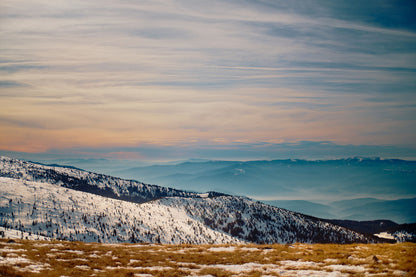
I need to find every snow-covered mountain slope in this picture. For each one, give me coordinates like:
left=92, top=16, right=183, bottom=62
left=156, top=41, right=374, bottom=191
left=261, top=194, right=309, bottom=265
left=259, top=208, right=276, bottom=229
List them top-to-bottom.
left=0, top=156, right=382, bottom=244
left=0, top=156, right=204, bottom=204
left=0, top=177, right=241, bottom=244
left=155, top=197, right=376, bottom=244
left=374, top=223, right=416, bottom=243
left=0, top=226, right=51, bottom=241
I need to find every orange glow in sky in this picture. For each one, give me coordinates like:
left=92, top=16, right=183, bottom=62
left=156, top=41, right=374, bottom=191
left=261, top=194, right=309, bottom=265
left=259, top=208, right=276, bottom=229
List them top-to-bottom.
left=1, top=0, right=415, bottom=158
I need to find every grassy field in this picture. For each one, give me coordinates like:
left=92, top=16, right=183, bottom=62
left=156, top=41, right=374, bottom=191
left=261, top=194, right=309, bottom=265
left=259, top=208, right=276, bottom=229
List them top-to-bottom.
left=0, top=238, right=415, bottom=276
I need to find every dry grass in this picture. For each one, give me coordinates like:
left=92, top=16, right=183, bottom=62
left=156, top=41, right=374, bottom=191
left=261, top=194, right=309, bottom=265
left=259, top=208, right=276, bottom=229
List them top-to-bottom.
left=0, top=239, right=415, bottom=276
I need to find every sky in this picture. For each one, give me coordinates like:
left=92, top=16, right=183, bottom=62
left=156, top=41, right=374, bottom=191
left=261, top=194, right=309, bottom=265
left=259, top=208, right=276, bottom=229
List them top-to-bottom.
left=1, top=0, right=416, bottom=161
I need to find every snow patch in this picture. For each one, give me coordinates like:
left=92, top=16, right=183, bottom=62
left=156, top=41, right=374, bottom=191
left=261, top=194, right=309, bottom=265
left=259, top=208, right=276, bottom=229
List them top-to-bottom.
left=0, top=227, right=50, bottom=241
left=374, top=232, right=395, bottom=240
left=208, top=246, right=237, bottom=252
left=0, top=256, right=50, bottom=273
left=280, top=260, right=322, bottom=268
left=325, top=264, right=366, bottom=272
left=74, top=265, right=90, bottom=270
left=392, top=270, right=407, bottom=276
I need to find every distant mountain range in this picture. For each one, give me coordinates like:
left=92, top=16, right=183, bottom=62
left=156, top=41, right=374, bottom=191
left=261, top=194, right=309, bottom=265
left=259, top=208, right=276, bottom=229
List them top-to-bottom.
left=0, top=156, right=389, bottom=244
left=109, top=158, right=416, bottom=223
left=262, top=197, right=416, bottom=224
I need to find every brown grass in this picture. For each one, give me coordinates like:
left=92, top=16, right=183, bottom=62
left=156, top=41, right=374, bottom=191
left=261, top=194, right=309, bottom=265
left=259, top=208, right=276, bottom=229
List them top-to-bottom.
left=0, top=239, right=415, bottom=276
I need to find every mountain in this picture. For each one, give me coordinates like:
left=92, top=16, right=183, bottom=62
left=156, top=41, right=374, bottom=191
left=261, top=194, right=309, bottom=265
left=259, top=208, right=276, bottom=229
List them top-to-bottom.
left=0, top=156, right=382, bottom=244
left=0, top=156, right=202, bottom=204
left=28, top=158, right=211, bottom=176
left=29, top=158, right=149, bottom=176
left=112, top=158, right=416, bottom=223
left=114, top=158, right=416, bottom=203
left=0, top=177, right=239, bottom=244
left=263, top=197, right=416, bottom=224
left=330, top=198, right=385, bottom=210
left=337, top=198, right=416, bottom=224
left=261, top=200, right=335, bottom=219
left=322, top=219, right=416, bottom=243
left=324, top=219, right=399, bottom=234
left=374, top=223, right=416, bottom=242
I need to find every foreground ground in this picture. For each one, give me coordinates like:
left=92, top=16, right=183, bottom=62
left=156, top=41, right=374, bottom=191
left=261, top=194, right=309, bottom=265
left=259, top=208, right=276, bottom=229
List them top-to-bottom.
left=0, top=239, right=415, bottom=277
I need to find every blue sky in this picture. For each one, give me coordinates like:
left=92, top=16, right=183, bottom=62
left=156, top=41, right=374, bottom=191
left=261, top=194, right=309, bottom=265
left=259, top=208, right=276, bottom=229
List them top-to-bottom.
left=1, top=0, right=415, bottom=161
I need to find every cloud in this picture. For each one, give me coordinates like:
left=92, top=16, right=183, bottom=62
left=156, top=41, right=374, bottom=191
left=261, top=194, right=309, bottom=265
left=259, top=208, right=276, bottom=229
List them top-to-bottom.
left=0, top=0, right=415, bottom=153
left=0, top=80, right=28, bottom=87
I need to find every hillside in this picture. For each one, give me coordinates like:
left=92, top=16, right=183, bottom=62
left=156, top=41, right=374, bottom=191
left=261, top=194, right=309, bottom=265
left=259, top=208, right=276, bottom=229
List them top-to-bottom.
left=0, top=156, right=384, bottom=244
left=0, top=156, right=201, bottom=204
left=114, top=158, right=416, bottom=202
left=0, top=177, right=239, bottom=244
left=157, top=197, right=376, bottom=244
left=324, top=220, right=399, bottom=235
left=374, top=223, right=416, bottom=243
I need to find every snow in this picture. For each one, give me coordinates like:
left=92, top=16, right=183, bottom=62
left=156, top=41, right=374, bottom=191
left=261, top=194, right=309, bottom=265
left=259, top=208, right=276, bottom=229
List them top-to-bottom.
left=0, top=150, right=412, bottom=276
left=0, top=156, right=378, bottom=245
left=0, top=156, right=199, bottom=203
left=0, top=177, right=241, bottom=244
left=157, top=195, right=373, bottom=244
left=0, top=226, right=51, bottom=241
left=374, top=231, right=415, bottom=242
left=392, top=231, right=415, bottom=242
left=374, top=232, right=395, bottom=240
left=207, top=246, right=237, bottom=252
left=240, top=246, right=261, bottom=251
left=0, top=247, right=26, bottom=253
left=64, top=250, right=84, bottom=255
left=0, top=255, right=51, bottom=273
left=0, top=256, right=32, bottom=264
left=324, top=258, right=339, bottom=263
left=128, top=259, right=140, bottom=264
left=280, top=260, right=322, bottom=268
left=196, top=262, right=351, bottom=276
left=201, top=262, right=268, bottom=273
left=17, top=263, right=51, bottom=273
left=325, top=264, right=366, bottom=272
left=74, top=265, right=90, bottom=270
left=106, top=265, right=175, bottom=271
left=137, top=266, right=174, bottom=271
left=279, top=270, right=346, bottom=276
left=392, top=270, right=407, bottom=276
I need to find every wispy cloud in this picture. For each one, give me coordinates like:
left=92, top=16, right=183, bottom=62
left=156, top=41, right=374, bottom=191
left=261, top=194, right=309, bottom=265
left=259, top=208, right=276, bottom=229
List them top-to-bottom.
left=1, top=0, right=415, bottom=155
left=0, top=80, right=28, bottom=87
